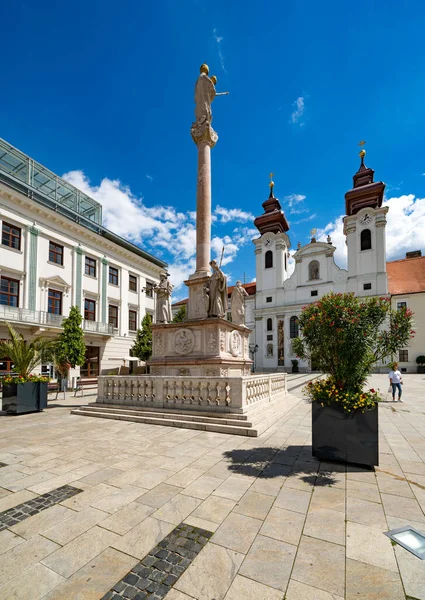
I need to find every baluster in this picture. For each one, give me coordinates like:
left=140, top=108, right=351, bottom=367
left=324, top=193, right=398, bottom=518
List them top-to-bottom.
left=151, top=379, right=155, bottom=401
left=189, top=379, right=194, bottom=404
left=165, top=380, right=170, bottom=403
left=173, top=380, right=178, bottom=402
left=206, top=381, right=211, bottom=405
left=215, top=381, right=221, bottom=406
left=225, top=382, right=231, bottom=406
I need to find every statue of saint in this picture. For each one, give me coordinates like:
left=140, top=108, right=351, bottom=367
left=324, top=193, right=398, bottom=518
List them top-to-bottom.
left=194, top=64, right=216, bottom=124
left=207, top=260, right=228, bottom=318
left=309, top=260, right=320, bottom=281
left=155, top=273, right=173, bottom=323
left=231, top=281, right=249, bottom=325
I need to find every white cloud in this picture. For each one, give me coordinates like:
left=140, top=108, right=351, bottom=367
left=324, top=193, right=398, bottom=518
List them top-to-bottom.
left=213, top=28, right=227, bottom=74
left=290, top=96, right=305, bottom=125
left=62, top=170, right=255, bottom=294
left=146, top=174, right=153, bottom=182
left=285, top=193, right=306, bottom=208
left=316, top=194, right=425, bottom=268
left=214, top=205, right=254, bottom=223
left=292, top=213, right=316, bottom=225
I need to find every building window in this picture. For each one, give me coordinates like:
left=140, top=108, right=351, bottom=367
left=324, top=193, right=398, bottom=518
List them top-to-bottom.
left=2, top=222, right=21, bottom=250
left=360, top=229, right=372, bottom=251
left=49, top=241, right=64, bottom=265
left=265, top=250, right=273, bottom=269
left=85, top=256, right=97, bottom=277
left=309, top=260, right=320, bottom=280
left=109, top=266, right=119, bottom=285
left=129, top=274, right=137, bottom=292
left=0, top=276, right=19, bottom=307
left=145, top=281, right=154, bottom=298
left=363, top=283, right=372, bottom=290
left=48, top=289, right=62, bottom=315
left=311, top=290, right=318, bottom=297
left=266, top=296, right=272, bottom=303
left=84, top=299, right=96, bottom=321
left=397, top=301, right=407, bottom=311
left=108, top=305, right=119, bottom=328
left=129, top=310, right=137, bottom=331
left=290, top=316, right=299, bottom=338
left=267, top=318, right=273, bottom=331
left=267, top=334, right=273, bottom=341
left=399, top=349, right=409, bottom=362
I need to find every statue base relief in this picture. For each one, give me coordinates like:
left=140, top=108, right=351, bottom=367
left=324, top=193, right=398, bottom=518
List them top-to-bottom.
left=148, top=318, right=252, bottom=377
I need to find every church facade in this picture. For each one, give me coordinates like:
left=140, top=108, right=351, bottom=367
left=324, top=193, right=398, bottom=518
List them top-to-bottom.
left=252, top=153, right=407, bottom=373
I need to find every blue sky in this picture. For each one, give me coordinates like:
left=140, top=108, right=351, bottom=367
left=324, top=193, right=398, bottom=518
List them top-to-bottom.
left=2, top=0, right=425, bottom=298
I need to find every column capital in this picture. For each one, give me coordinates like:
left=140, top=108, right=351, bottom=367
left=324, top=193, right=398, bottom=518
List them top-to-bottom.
left=191, top=121, right=218, bottom=147
left=75, top=245, right=84, bottom=255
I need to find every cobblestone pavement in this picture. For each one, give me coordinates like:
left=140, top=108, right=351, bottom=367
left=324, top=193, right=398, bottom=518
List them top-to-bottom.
left=0, top=373, right=424, bottom=599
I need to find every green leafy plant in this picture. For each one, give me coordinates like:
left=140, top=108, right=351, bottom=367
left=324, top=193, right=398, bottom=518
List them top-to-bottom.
left=292, top=292, right=415, bottom=411
left=172, top=305, right=186, bottom=322
left=55, top=306, right=86, bottom=368
left=131, top=313, right=153, bottom=361
left=0, top=322, right=56, bottom=380
left=416, top=355, right=425, bottom=366
left=4, top=374, right=50, bottom=384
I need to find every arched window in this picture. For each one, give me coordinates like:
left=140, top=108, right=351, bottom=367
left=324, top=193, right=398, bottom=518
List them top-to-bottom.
left=361, top=229, right=371, bottom=251
left=265, top=250, right=273, bottom=269
left=284, top=253, right=287, bottom=271
left=309, top=260, right=320, bottom=280
left=290, top=316, right=299, bottom=338
left=267, top=318, right=273, bottom=331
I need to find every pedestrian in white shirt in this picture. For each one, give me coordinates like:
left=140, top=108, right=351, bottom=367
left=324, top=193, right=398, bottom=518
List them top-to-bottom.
left=389, top=362, right=403, bottom=402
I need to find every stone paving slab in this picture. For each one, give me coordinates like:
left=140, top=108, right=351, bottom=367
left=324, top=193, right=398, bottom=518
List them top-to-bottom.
left=0, top=373, right=424, bottom=598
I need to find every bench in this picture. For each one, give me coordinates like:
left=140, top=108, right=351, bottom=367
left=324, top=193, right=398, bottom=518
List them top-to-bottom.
left=74, top=378, right=98, bottom=397
left=48, top=382, right=66, bottom=401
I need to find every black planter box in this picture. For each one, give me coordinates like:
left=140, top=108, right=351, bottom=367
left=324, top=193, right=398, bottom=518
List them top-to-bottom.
left=2, top=382, right=48, bottom=415
left=312, top=402, right=379, bottom=467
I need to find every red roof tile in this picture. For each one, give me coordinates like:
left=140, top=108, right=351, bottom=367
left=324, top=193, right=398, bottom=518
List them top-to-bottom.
left=387, top=256, right=425, bottom=295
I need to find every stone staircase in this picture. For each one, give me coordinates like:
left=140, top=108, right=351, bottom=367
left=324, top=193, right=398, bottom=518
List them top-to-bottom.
left=70, top=396, right=294, bottom=437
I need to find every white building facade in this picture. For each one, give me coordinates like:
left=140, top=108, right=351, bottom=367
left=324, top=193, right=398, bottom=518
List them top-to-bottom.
left=0, top=138, right=166, bottom=377
left=253, top=155, right=391, bottom=373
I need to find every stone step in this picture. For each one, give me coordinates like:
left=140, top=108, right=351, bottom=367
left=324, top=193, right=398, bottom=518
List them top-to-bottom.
left=88, top=402, right=250, bottom=420
left=76, top=405, right=253, bottom=427
left=70, top=408, right=257, bottom=436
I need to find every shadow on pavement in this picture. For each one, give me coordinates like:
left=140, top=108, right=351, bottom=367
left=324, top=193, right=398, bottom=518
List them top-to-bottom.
left=222, top=445, right=372, bottom=487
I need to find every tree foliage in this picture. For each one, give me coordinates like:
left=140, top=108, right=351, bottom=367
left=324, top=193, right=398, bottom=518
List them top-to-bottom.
left=293, top=292, right=415, bottom=392
left=55, top=306, right=86, bottom=369
left=172, top=306, right=186, bottom=322
left=131, top=313, right=153, bottom=361
left=0, top=322, right=56, bottom=379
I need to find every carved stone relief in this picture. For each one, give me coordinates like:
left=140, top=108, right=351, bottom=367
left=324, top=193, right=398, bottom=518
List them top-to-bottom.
left=174, top=328, right=195, bottom=355
left=207, top=330, right=217, bottom=352
left=229, top=330, right=241, bottom=357
left=219, top=331, right=226, bottom=352
left=156, top=333, right=164, bottom=355
left=179, top=368, right=191, bottom=376
left=205, top=368, right=218, bottom=376
left=220, top=368, right=229, bottom=377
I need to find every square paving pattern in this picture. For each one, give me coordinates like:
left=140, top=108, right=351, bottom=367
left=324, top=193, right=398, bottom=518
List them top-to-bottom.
left=0, top=373, right=425, bottom=599
left=0, top=485, right=82, bottom=531
left=102, top=522, right=212, bottom=600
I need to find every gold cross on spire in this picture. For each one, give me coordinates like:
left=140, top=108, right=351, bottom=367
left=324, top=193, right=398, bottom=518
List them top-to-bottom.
left=358, top=140, right=366, bottom=159
left=269, top=172, right=274, bottom=189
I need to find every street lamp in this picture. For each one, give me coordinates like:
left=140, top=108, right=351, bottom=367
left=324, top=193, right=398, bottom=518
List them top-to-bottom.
left=249, top=343, right=259, bottom=372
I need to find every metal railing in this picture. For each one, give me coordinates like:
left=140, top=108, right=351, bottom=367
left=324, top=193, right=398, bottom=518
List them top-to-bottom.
left=0, top=305, right=114, bottom=335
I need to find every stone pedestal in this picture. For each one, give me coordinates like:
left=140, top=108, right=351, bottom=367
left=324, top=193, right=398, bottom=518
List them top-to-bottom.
left=149, top=318, right=252, bottom=377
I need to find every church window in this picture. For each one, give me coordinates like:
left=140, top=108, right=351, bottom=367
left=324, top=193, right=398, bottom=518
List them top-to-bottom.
left=360, top=229, right=372, bottom=251
left=265, top=250, right=273, bottom=269
left=285, top=254, right=287, bottom=270
left=309, top=260, right=320, bottom=280
left=363, top=283, right=372, bottom=290
left=311, top=290, right=318, bottom=297
left=266, top=296, right=272, bottom=303
left=397, top=301, right=407, bottom=311
left=290, top=316, right=299, bottom=338
left=267, top=318, right=273, bottom=331
left=267, top=334, right=273, bottom=341
left=399, top=349, right=408, bottom=362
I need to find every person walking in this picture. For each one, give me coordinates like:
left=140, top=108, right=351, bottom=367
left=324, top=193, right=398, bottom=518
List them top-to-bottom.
left=389, top=362, right=403, bottom=402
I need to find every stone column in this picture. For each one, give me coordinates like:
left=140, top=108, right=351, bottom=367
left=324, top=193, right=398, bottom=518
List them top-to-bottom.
left=191, top=121, right=218, bottom=277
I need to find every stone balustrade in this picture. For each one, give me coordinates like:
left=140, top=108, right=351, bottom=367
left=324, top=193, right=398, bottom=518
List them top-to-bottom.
left=97, top=373, right=287, bottom=414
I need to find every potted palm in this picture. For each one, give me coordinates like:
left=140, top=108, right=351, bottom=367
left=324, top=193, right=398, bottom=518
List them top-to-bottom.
left=293, top=293, right=414, bottom=467
left=0, top=323, right=55, bottom=414
left=416, top=355, right=425, bottom=374
left=291, top=359, right=299, bottom=373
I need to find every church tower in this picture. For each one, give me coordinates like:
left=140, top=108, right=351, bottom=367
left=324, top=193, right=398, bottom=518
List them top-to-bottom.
left=343, top=144, right=388, bottom=296
left=253, top=177, right=291, bottom=298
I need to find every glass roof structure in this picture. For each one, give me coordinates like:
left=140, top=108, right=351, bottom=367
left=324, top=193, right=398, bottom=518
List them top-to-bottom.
left=0, top=137, right=167, bottom=269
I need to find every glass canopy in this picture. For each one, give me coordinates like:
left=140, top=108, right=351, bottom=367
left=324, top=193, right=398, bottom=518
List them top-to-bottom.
left=0, top=137, right=102, bottom=226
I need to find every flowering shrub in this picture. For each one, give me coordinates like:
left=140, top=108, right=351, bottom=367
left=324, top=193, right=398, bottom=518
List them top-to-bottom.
left=292, top=292, right=415, bottom=412
left=3, top=374, right=50, bottom=384
left=304, top=378, right=381, bottom=413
